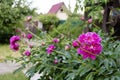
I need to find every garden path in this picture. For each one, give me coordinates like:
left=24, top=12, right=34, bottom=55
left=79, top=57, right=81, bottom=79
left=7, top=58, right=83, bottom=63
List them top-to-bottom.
left=0, top=61, right=19, bottom=74
left=0, top=61, right=40, bottom=80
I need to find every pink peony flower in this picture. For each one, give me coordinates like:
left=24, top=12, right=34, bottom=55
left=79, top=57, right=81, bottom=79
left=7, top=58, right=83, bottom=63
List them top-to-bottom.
left=26, top=16, right=32, bottom=22
left=87, top=18, right=92, bottom=24
left=74, top=32, right=102, bottom=60
left=78, top=32, right=102, bottom=44
left=26, top=34, right=33, bottom=40
left=10, top=35, right=20, bottom=51
left=10, top=36, right=20, bottom=44
left=52, top=38, right=60, bottom=43
left=72, top=40, right=80, bottom=48
left=77, top=42, right=102, bottom=60
left=10, top=43, right=19, bottom=51
left=47, top=44, right=56, bottom=54
left=65, top=45, right=70, bottom=50
left=24, top=50, right=31, bottom=56
left=54, top=59, right=58, bottom=64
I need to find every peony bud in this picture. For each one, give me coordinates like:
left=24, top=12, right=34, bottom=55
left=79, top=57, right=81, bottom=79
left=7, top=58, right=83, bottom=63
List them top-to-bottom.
left=26, top=16, right=32, bottom=22
left=87, top=18, right=92, bottom=24
left=21, top=32, right=26, bottom=38
left=26, top=34, right=33, bottom=40
left=52, top=38, right=60, bottom=43
left=72, top=40, right=80, bottom=48
left=41, top=42, right=45, bottom=46
left=29, top=44, right=34, bottom=48
left=47, top=44, right=56, bottom=54
left=65, top=45, right=70, bottom=50
left=24, top=50, right=31, bottom=56
left=54, top=59, right=58, bottom=64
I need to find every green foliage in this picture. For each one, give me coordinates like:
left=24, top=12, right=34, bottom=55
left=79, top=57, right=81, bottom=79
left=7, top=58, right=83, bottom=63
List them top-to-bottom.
left=0, top=0, right=35, bottom=43
left=76, top=0, right=108, bottom=22
left=83, top=0, right=109, bottom=5
left=86, top=6, right=103, bottom=22
left=39, top=14, right=59, bottom=31
left=39, top=14, right=59, bottom=25
left=50, top=14, right=85, bottom=38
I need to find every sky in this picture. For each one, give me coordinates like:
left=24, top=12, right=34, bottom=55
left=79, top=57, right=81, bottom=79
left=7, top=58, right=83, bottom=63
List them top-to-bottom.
left=29, top=0, right=77, bottom=14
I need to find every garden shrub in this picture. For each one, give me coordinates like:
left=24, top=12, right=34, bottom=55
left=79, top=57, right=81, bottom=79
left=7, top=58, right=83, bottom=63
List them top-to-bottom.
left=39, top=14, right=59, bottom=32
left=49, top=14, right=85, bottom=38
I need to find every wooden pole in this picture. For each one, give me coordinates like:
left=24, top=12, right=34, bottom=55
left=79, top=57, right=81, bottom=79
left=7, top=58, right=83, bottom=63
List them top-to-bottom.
left=102, top=4, right=111, bottom=33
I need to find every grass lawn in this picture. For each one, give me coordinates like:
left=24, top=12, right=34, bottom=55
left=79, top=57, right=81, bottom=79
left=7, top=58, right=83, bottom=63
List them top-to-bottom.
left=0, top=44, right=21, bottom=61
left=0, top=72, right=28, bottom=80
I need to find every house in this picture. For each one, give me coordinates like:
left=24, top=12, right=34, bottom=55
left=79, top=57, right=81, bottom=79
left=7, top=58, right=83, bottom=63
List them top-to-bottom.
left=48, top=2, right=71, bottom=20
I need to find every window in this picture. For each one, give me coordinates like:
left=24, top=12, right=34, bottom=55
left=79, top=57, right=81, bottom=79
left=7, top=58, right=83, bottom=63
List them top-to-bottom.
left=60, top=8, right=63, bottom=12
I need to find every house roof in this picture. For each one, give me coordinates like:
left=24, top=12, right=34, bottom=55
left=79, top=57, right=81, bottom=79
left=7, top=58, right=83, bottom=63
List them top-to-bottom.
left=48, top=2, right=64, bottom=14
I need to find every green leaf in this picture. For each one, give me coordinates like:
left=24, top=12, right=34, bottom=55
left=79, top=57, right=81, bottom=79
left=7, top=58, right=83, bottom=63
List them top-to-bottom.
left=103, top=0, right=108, bottom=4
left=65, top=51, right=71, bottom=59
left=104, top=59, right=109, bottom=70
left=109, top=59, right=117, bottom=68
left=78, top=65, right=92, bottom=77
left=13, top=66, right=25, bottom=74
left=26, top=66, right=36, bottom=77
left=98, top=66, right=106, bottom=75
left=85, top=72, right=94, bottom=80
left=113, top=72, right=120, bottom=77
left=65, top=73, right=75, bottom=80
left=111, top=76, right=116, bottom=80
left=114, top=76, right=120, bottom=80
left=104, top=77, right=110, bottom=80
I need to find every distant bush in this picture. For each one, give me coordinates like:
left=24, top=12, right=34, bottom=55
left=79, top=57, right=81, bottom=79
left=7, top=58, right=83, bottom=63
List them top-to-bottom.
left=39, top=14, right=59, bottom=32
left=49, top=15, right=85, bottom=38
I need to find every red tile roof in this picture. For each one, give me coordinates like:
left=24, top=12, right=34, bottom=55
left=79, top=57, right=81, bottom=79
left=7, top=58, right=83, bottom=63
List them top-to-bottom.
left=48, top=2, right=64, bottom=14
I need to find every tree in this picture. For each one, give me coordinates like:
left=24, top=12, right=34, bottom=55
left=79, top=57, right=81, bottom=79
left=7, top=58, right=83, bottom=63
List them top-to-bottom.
left=0, top=0, right=35, bottom=43
left=76, top=0, right=120, bottom=35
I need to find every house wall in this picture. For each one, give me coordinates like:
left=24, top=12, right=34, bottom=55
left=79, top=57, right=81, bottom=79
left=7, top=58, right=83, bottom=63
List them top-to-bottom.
left=56, top=7, right=68, bottom=20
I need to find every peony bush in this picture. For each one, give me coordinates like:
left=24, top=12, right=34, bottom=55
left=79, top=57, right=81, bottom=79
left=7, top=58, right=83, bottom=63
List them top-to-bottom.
left=9, top=19, right=120, bottom=80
